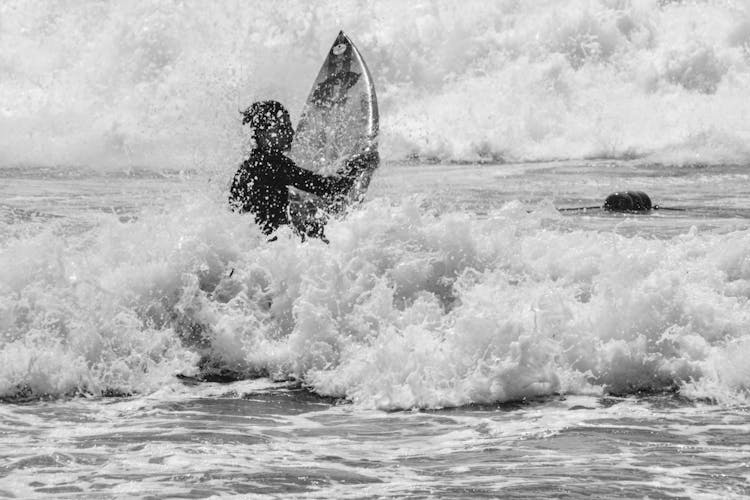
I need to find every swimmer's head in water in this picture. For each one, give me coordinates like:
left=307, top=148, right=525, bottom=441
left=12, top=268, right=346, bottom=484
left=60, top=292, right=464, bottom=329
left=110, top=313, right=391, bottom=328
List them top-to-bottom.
left=242, top=100, right=294, bottom=152
left=603, top=191, right=653, bottom=212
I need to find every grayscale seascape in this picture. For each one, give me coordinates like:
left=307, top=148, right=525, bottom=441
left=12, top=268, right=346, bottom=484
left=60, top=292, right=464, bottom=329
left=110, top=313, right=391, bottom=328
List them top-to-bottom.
left=1, top=1, right=750, bottom=498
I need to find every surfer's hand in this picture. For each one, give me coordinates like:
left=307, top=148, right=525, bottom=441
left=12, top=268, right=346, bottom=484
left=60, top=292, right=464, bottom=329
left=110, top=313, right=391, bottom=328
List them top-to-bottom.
left=342, top=149, right=378, bottom=178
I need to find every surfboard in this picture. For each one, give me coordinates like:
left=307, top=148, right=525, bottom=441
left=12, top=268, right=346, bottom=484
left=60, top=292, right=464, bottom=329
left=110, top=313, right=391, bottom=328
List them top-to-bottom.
left=287, top=31, right=379, bottom=236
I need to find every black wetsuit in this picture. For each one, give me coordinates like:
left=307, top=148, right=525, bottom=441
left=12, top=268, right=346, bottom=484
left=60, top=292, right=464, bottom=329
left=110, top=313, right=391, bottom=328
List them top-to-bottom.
left=229, top=148, right=356, bottom=235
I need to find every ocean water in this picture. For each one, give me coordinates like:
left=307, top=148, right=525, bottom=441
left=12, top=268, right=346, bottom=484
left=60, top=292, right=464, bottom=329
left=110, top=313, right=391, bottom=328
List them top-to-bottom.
left=2, top=0, right=750, bottom=498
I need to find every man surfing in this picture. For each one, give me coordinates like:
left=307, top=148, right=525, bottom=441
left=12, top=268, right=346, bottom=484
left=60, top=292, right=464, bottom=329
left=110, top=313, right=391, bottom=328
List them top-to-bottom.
left=229, top=100, right=370, bottom=240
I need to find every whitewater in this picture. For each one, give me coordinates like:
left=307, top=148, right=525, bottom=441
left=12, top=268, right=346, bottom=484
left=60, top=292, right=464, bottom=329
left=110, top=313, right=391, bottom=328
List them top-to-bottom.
left=1, top=0, right=749, bottom=498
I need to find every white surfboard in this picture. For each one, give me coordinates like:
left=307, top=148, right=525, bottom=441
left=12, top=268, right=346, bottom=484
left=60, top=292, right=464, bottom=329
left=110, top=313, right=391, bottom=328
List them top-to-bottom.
left=288, top=31, right=379, bottom=236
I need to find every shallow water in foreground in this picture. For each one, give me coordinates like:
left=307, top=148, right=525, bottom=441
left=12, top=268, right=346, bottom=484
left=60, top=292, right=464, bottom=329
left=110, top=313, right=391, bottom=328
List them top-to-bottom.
left=1, top=161, right=750, bottom=498
left=1, top=383, right=748, bottom=499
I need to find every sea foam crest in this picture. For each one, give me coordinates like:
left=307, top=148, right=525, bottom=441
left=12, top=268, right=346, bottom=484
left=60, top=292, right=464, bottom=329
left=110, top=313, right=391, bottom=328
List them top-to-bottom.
left=1, top=0, right=750, bottom=170
left=2, top=195, right=749, bottom=408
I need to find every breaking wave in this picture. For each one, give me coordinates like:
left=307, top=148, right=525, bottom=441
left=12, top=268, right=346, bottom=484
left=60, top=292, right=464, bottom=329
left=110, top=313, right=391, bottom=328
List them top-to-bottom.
left=1, top=0, right=750, bottom=170
left=2, top=194, right=750, bottom=408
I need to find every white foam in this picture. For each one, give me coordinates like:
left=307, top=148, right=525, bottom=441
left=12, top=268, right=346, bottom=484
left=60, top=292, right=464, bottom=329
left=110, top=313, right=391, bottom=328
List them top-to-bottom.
left=1, top=1, right=749, bottom=169
left=6, top=191, right=749, bottom=407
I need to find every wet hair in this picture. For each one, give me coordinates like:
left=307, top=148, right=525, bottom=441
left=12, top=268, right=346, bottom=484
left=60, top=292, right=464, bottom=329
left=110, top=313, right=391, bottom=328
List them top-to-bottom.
left=241, top=100, right=291, bottom=131
left=603, top=190, right=652, bottom=212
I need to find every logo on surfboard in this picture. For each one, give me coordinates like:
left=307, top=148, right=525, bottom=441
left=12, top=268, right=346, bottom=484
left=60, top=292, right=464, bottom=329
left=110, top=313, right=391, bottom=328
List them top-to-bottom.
left=332, top=43, right=348, bottom=56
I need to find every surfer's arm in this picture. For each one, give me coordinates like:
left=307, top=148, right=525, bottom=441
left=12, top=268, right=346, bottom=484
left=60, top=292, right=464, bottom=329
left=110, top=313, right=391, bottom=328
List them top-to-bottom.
left=283, top=149, right=377, bottom=198
left=322, top=149, right=379, bottom=199
left=283, top=157, right=344, bottom=197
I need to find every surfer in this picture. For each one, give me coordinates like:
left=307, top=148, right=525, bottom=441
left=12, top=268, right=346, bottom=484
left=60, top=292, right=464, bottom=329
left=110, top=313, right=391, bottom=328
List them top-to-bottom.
left=229, top=100, right=368, bottom=238
left=559, top=190, right=665, bottom=213
left=603, top=191, right=652, bottom=212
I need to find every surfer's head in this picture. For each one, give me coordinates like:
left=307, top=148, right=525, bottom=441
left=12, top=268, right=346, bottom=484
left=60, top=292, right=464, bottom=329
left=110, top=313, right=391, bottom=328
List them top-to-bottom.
left=242, top=100, right=294, bottom=152
left=603, top=191, right=653, bottom=212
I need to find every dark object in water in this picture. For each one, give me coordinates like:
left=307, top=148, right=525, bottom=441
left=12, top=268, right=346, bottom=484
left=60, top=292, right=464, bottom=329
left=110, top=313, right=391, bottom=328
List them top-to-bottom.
left=558, top=190, right=687, bottom=213
left=603, top=191, right=652, bottom=212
